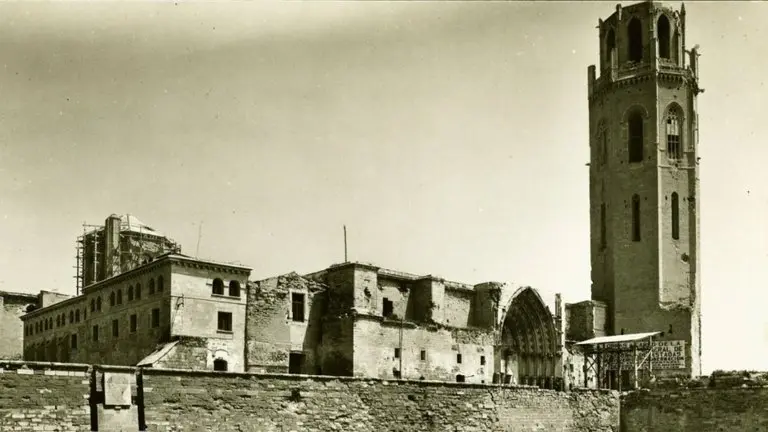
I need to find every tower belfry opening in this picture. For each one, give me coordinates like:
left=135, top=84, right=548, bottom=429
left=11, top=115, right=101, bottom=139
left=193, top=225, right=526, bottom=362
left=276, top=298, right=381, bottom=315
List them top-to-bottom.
left=586, top=1, right=703, bottom=381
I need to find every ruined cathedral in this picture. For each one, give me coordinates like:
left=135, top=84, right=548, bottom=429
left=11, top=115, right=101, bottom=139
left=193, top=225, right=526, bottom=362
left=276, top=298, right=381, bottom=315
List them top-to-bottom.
left=11, top=1, right=702, bottom=390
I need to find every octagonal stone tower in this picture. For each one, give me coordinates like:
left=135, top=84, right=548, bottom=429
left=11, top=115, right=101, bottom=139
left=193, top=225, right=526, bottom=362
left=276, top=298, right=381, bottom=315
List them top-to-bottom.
left=587, top=1, right=702, bottom=378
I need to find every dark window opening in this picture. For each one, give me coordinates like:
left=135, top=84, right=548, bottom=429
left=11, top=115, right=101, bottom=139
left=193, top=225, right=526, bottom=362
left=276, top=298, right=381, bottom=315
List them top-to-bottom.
left=658, top=15, right=671, bottom=59
left=628, top=18, right=643, bottom=62
left=606, top=28, right=616, bottom=66
left=628, top=112, right=644, bottom=163
left=666, top=112, right=681, bottom=159
left=600, top=129, right=608, bottom=166
left=671, top=192, right=680, bottom=240
left=631, top=194, right=641, bottom=242
left=600, top=203, right=607, bottom=250
left=157, top=275, right=164, bottom=292
left=212, top=278, right=225, bottom=295
left=149, top=279, right=155, bottom=295
left=229, top=280, right=241, bottom=297
left=135, top=284, right=142, bottom=300
left=128, top=285, right=134, bottom=301
left=116, top=289, right=122, bottom=305
left=110, top=292, right=115, bottom=307
left=291, top=293, right=305, bottom=322
left=96, top=297, right=102, bottom=311
left=382, top=298, right=393, bottom=318
left=90, top=299, right=95, bottom=312
left=151, top=308, right=160, bottom=328
left=75, top=310, right=80, bottom=323
left=69, top=311, right=74, bottom=323
left=217, top=311, right=233, bottom=332
left=130, top=314, right=137, bottom=333
left=112, top=319, right=119, bottom=337
left=92, top=325, right=99, bottom=342
left=71, top=334, right=77, bottom=350
left=394, top=348, right=401, bottom=359
left=420, top=350, right=426, bottom=361
left=289, top=352, right=304, bottom=374
left=457, top=354, right=462, bottom=364
left=480, top=355, right=486, bottom=366
left=213, top=359, right=228, bottom=372
left=393, top=370, right=401, bottom=379
left=456, top=374, right=465, bottom=383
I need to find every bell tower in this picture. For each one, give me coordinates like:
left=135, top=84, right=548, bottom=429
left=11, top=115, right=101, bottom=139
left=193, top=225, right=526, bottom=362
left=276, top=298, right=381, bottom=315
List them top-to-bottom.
left=587, top=1, right=702, bottom=378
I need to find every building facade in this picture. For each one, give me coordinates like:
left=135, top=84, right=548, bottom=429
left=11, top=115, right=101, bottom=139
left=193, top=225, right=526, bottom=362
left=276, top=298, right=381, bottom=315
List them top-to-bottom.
left=587, top=1, right=702, bottom=379
left=22, top=253, right=251, bottom=372
left=247, top=262, right=569, bottom=389
left=0, top=291, right=39, bottom=360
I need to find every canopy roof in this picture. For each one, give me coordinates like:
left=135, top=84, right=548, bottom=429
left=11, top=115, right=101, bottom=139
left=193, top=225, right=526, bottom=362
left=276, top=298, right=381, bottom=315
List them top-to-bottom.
left=575, top=331, right=661, bottom=346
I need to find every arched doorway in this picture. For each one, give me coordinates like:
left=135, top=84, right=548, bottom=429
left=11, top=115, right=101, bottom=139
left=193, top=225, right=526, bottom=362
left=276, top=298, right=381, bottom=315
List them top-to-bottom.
left=498, top=287, right=559, bottom=389
left=213, top=358, right=228, bottom=372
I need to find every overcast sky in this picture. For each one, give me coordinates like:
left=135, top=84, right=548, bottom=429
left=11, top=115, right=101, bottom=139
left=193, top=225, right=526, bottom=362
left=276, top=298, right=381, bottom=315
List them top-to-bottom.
left=1, top=1, right=766, bottom=374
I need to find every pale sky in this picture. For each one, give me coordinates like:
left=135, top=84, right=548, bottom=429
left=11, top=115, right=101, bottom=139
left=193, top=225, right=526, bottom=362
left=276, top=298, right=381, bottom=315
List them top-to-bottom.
left=0, top=1, right=765, bottom=374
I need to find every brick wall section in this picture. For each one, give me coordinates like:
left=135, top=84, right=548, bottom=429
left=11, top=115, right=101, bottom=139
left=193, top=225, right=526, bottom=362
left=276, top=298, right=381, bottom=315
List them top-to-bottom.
left=0, top=362, right=91, bottom=431
left=141, top=369, right=619, bottom=431
left=621, top=387, right=768, bottom=431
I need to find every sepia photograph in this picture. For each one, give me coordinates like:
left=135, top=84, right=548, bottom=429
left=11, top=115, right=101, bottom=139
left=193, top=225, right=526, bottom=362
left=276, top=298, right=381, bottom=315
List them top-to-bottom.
left=0, top=0, right=764, bottom=430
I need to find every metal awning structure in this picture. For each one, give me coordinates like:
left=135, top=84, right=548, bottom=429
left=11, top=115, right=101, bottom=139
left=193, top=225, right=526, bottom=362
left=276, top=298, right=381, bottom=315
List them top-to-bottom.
left=576, top=331, right=661, bottom=391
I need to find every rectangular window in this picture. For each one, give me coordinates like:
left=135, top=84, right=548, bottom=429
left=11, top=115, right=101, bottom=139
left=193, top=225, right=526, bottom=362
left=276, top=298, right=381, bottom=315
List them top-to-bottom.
left=666, top=115, right=681, bottom=160
left=671, top=192, right=680, bottom=240
left=632, top=195, right=641, bottom=242
left=291, top=293, right=305, bottom=322
left=382, top=298, right=393, bottom=318
left=151, top=308, right=160, bottom=328
left=217, top=311, right=233, bottom=332
left=130, top=314, right=137, bottom=333
left=112, top=319, right=119, bottom=337
left=92, top=325, right=99, bottom=342
left=70, top=334, right=77, bottom=350
left=394, top=348, right=401, bottom=359
left=420, top=350, right=426, bottom=361
left=289, top=352, right=304, bottom=374
left=457, top=354, right=462, bottom=364
left=480, top=355, right=486, bottom=366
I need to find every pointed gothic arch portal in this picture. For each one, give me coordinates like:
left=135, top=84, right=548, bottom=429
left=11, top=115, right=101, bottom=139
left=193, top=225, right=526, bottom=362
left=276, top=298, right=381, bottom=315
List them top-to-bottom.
left=498, top=287, right=559, bottom=390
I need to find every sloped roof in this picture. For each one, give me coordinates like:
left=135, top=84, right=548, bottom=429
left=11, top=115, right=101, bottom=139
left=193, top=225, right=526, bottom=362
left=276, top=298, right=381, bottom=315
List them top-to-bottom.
left=575, top=331, right=661, bottom=346
left=137, top=341, right=180, bottom=367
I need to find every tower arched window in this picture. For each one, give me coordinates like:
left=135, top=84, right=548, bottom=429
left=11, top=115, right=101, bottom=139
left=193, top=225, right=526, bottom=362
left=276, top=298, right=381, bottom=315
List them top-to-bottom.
left=657, top=15, right=671, bottom=59
left=628, top=18, right=643, bottom=62
left=606, top=28, right=616, bottom=67
left=666, top=109, right=682, bottom=159
left=628, top=112, right=644, bottom=163
left=671, top=192, right=680, bottom=240
left=631, top=194, right=641, bottom=242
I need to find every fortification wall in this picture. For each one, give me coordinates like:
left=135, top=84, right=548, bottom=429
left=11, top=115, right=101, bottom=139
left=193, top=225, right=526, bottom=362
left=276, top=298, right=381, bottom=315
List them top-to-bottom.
left=0, top=361, right=618, bottom=432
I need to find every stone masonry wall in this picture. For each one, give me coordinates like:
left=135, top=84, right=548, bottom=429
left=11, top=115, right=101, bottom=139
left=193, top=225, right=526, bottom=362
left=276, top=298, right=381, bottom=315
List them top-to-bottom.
left=0, top=292, right=37, bottom=360
left=0, top=362, right=91, bottom=431
left=142, top=369, right=619, bottom=432
left=621, top=379, right=768, bottom=431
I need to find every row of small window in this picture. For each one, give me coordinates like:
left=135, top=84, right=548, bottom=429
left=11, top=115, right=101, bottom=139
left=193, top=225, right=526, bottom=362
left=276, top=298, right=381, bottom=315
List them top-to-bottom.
left=595, top=108, right=684, bottom=166
left=599, top=192, right=681, bottom=247
left=99, top=275, right=166, bottom=311
left=26, top=276, right=167, bottom=336
left=212, top=278, right=241, bottom=297
left=26, top=308, right=89, bottom=336
left=393, top=349, right=486, bottom=366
